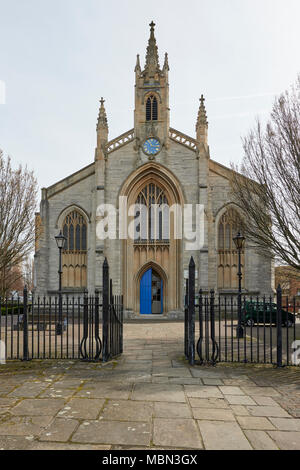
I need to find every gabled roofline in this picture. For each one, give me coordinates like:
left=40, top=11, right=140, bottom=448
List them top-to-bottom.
left=209, top=159, right=259, bottom=187
left=43, top=162, right=95, bottom=199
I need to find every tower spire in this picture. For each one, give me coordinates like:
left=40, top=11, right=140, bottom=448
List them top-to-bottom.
left=144, top=21, right=160, bottom=77
left=196, top=95, right=208, bottom=145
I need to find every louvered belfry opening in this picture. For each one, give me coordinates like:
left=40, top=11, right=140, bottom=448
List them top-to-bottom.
left=146, top=95, right=158, bottom=121
left=62, top=210, right=87, bottom=288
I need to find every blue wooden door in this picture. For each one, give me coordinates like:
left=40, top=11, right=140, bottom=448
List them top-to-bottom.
left=140, top=268, right=152, bottom=314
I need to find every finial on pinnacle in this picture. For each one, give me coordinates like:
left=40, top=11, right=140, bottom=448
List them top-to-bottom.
left=145, top=20, right=160, bottom=74
left=150, top=21, right=156, bottom=30
left=196, top=93, right=208, bottom=132
left=97, top=97, right=108, bottom=131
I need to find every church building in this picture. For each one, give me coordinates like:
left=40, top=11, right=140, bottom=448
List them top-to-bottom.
left=34, top=22, right=274, bottom=317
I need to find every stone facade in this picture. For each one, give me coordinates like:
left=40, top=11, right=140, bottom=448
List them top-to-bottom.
left=34, top=22, right=274, bottom=316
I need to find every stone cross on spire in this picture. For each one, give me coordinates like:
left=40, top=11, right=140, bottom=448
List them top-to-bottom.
left=145, top=20, right=160, bottom=76
left=97, top=97, right=108, bottom=130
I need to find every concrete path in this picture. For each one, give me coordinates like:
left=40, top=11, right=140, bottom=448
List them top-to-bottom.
left=0, top=321, right=299, bottom=450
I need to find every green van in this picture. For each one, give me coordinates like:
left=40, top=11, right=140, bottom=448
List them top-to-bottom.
left=242, top=301, right=295, bottom=327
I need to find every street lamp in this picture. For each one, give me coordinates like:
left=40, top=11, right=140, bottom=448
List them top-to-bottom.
left=55, top=231, right=66, bottom=335
left=233, top=231, right=245, bottom=339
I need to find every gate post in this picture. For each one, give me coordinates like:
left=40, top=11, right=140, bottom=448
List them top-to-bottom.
left=188, top=257, right=195, bottom=366
left=102, top=258, right=109, bottom=362
left=184, top=278, right=189, bottom=358
left=276, top=284, right=283, bottom=367
left=22, top=286, right=29, bottom=361
left=94, top=289, right=102, bottom=361
left=79, top=291, right=89, bottom=360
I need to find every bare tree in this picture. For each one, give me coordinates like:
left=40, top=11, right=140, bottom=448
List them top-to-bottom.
left=230, top=76, right=300, bottom=271
left=0, top=150, right=38, bottom=296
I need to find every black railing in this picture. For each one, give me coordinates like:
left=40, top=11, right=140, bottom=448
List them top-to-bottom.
left=185, top=257, right=300, bottom=367
left=0, top=259, right=123, bottom=363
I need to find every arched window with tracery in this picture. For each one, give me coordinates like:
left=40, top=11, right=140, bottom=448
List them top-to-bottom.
left=146, top=95, right=158, bottom=121
left=134, top=183, right=169, bottom=242
left=217, top=208, right=245, bottom=289
left=62, top=210, right=87, bottom=288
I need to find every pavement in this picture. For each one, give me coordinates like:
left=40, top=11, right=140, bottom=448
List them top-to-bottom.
left=0, top=321, right=299, bottom=450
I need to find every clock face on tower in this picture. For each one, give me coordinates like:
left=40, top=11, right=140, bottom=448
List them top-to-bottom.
left=142, top=138, right=161, bottom=156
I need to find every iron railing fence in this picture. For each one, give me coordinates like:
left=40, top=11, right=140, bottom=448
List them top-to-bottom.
left=185, top=257, right=300, bottom=367
left=0, top=259, right=123, bottom=362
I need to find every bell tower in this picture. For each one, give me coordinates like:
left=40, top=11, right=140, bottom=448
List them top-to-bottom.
left=134, top=21, right=170, bottom=150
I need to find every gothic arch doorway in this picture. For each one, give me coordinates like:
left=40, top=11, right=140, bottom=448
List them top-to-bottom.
left=140, top=268, right=163, bottom=315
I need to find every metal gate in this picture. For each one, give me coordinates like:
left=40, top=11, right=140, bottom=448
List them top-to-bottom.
left=184, top=257, right=300, bottom=367
left=0, top=259, right=123, bottom=362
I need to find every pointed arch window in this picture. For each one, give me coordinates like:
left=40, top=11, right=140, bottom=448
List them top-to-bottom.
left=146, top=95, right=158, bottom=121
left=134, top=183, right=169, bottom=242
left=217, top=208, right=245, bottom=289
left=62, top=210, right=87, bottom=288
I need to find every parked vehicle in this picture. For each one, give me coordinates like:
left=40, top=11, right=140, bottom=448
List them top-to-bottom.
left=242, top=301, right=295, bottom=327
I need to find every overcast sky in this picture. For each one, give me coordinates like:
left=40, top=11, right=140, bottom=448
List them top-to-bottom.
left=0, top=0, right=299, bottom=192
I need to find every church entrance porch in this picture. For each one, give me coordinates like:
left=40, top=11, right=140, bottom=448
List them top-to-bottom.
left=140, top=268, right=163, bottom=315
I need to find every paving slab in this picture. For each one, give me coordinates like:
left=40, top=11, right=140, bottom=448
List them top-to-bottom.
left=152, top=367, right=192, bottom=378
left=190, top=369, right=226, bottom=379
left=168, top=377, right=201, bottom=385
left=202, top=378, right=224, bottom=385
left=8, top=382, right=50, bottom=398
left=75, top=382, right=132, bottom=400
left=132, top=383, right=186, bottom=402
left=185, top=385, right=223, bottom=399
left=219, top=386, right=245, bottom=396
left=241, top=386, right=281, bottom=397
left=225, top=395, right=256, bottom=405
left=252, top=396, right=281, bottom=406
left=0, top=397, right=18, bottom=409
left=188, top=397, right=229, bottom=409
left=10, top=398, right=66, bottom=416
left=58, top=398, right=105, bottom=420
left=101, top=400, right=153, bottom=421
left=154, top=402, right=191, bottom=418
left=230, top=405, right=250, bottom=416
left=247, top=406, right=291, bottom=418
left=192, top=408, right=236, bottom=421
left=0, top=415, right=53, bottom=436
left=236, top=416, right=276, bottom=430
left=39, top=417, right=79, bottom=442
left=153, top=418, right=202, bottom=449
left=269, top=418, right=300, bottom=431
left=72, top=420, right=151, bottom=446
left=198, top=421, right=252, bottom=450
left=244, top=430, right=279, bottom=450
left=267, top=431, right=300, bottom=450
left=0, top=436, right=35, bottom=450
left=28, top=442, right=112, bottom=450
